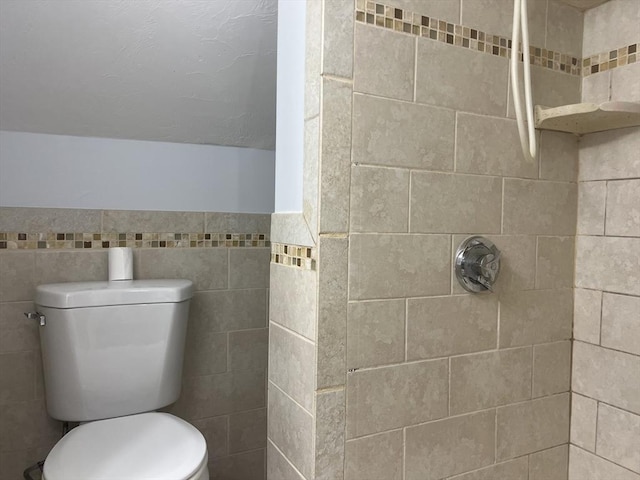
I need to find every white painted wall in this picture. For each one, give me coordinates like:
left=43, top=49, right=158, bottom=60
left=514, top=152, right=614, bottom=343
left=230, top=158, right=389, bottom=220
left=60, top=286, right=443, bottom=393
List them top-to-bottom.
left=274, top=0, right=305, bottom=213
left=0, top=131, right=275, bottom=213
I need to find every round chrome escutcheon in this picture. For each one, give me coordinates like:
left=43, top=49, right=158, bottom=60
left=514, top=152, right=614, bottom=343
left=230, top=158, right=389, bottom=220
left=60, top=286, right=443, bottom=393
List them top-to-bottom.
left=455, top=236, right=501, bottom=293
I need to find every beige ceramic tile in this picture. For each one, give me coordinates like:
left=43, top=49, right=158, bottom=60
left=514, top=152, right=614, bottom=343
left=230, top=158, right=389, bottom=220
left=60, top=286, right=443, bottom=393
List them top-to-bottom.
left=322, top=0, right=353, bottom=78
left=393, top=0, right=460, bottom=22
left=461, top=0, right=546, bottom=44
left=546, top=0, right=584, bottom=57
left=583, top=0, right=640, bottom=57
left=353, top=24, right=414, bottom=101
left=416, top=38, right=508, bottom=116
left=611, top=62, right=640, bottom=103
left=509, top=66, right=581, bottom=118
left=582, top=72, right=611, bottom=104
left=319, top=78, right=352, bottom=234
left=351, top=93, right=455, bottom=171
left=456, top=113, right=537, bottom=179
left=579, top=127, right=640, bottom=181
left=539, top=131, right=579, bottom=182
left=349, top=166, right=409, bottom=233
left=410, top=172, right=502, bottom=234
left=503, top=179, right=577, bottom=235
left=606, top=179, right=640, bottom=237
left=577, top=181, right=606, bottom=235
left=0, top=207, right=101, bottom=233
left=103, top=209, right=204, bottom=233
left=205, top=213, right=271, bottom=234
left=269, top=213, right=314, bottom=247
left=348, top=234, right=450, bottom=300
left=317, top=236, right=348, bottom=389
left=536, top=236, right=575, bottom=289
left=575, top=236, right=640, bottom=296
left=137, top=248, right=227, bottom=291
left=229, top=249, right=270, bottom=289
left=34, top=250, right=108, bottom=285
left=0, top=252, right=35, bottom=302
left=269, top=263, right=317, bottom=340
left=573, top=288, right=602, bottom=344
left=189, top=289, right=267, bottom=335
left=499, top=289, right=573, bottom=347
left=601, top=293, right=640, bottom=356
left=407, top=295, right=498, bottom=360
left=347, top=299, right=405, bottom=369
left=0, top=301, right=39, bottom=353
left=268, top=323, right=315, bottom=413
left=228, top=328, right=268, bottom=372
left=183, top=330, right=227, bottom=377
left=533, top=341, right=571, bottom=397
left=572, top=341, right=640, bottom=414
left=450, top=347, right=532, bottom=414
left=0, top=351, right=36, bottom=405
left=346, top=359, right=448, bottom=438
left=268, top=383, right=314, bottom=480
left=315, top=389, right=345, bottom=480
left=496, top=393, right=570, bottom=460
left=571, top=393, right=597, bottom=452
left=0, top=398, right=60, bottom=452
left=596, top=403, right=640, bottom=472
left=228, top=408, right=266, bottom=455
left=405, top=410, right=496, bottom=480
left=191, top=416, right=228, bottom=460
left=345, top=430, right=403, bottom=480
left=267, top=440, right=305, bottom=480
left=529, top=444, right=569, bottom=480
left=569, top=445, right=640, bottom=480
left=208, top=449, right=265, bottom=480
left=448, top=457, right=528, bottom=480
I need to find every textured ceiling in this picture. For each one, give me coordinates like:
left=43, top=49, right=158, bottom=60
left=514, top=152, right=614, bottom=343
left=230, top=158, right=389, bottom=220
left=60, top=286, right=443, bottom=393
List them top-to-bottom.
left=0, top=0, right=277, bottom=149
left=556, top=0, right=610, bottom=11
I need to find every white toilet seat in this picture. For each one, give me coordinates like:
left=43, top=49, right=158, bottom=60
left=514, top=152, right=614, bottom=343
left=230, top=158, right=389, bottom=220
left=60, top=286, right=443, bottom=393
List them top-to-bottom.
left=42, top=412, right=208, bottom=480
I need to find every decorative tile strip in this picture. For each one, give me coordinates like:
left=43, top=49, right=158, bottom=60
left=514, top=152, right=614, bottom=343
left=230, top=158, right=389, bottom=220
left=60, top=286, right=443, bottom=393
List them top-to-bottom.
left=356, top=0, right=638, bottom=77
left=582, top=43, right=638, bottom=76
left=0, top=232, right=269, bottom=250
left=271, top=243, right=316, bottom=271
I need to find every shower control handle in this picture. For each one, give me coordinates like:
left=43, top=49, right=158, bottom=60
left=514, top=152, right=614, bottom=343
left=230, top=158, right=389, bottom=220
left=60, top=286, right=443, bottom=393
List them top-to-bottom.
left=455, top=237, right=501, bottom=293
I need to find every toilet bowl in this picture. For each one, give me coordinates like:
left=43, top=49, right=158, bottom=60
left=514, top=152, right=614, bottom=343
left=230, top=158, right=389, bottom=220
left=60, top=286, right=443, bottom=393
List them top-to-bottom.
left=33, top=280, right=208, bottom=480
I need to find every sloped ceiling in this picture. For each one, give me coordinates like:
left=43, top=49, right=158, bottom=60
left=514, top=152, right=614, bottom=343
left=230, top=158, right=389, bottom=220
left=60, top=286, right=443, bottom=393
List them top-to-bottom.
left=0, top=0, right=277, bottom=149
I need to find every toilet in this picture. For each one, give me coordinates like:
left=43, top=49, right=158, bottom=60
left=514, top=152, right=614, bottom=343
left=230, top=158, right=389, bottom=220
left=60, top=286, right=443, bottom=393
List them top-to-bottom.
left=32, top=279, right=209, bottom=480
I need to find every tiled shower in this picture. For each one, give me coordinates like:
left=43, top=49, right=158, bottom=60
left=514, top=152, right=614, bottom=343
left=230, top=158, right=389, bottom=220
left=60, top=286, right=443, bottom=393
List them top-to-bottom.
left=0, top=0, right=638, bottom=479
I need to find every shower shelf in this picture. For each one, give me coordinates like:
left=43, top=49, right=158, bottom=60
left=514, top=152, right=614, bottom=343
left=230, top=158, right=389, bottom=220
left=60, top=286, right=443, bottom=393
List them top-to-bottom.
left=534, top=101, right=640, bottom=135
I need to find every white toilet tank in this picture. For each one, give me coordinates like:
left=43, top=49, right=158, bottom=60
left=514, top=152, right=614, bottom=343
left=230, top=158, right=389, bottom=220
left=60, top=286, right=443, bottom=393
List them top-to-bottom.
left=35, top=279, right=194, bottom=422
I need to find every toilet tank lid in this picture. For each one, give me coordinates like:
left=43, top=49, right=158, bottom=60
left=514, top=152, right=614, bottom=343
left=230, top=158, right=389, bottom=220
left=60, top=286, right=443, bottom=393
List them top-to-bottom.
left=35, top=279, right=194, bottom=308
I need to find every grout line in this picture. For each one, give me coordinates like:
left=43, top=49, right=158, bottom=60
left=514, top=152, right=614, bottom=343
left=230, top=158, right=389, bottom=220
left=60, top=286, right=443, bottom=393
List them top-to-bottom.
left=413, top=36, right=418, bottom=102
left=569, top=444, right=640, bottom=475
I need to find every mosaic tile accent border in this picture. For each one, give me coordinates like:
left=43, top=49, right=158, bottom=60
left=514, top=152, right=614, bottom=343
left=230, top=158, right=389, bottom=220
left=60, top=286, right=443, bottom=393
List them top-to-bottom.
left=355, top=0, right=638, bottom=77
left=0, top=232, right=270, bottom=250
left=271, top=243, right=317, bottom=271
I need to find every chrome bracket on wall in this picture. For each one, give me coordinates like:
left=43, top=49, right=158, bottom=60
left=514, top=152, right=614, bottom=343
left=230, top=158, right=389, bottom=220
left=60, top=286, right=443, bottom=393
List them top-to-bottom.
left=455, top=236, right=501, bottom=293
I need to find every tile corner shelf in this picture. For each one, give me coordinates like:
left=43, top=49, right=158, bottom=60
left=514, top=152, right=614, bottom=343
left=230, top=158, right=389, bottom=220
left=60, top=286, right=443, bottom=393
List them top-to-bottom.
left=534, top=101, right=640, bottom=135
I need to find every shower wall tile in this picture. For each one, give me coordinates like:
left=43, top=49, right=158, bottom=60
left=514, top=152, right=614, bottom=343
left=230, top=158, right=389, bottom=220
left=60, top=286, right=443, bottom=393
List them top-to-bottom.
left=322, top=0, right=353, bottom=78
left=393, top=0, right=459, bottom=22
left=546, top=0, right=584, bottom=58
left=582, top=0, right=640, bottom=57
left=353, top=24, right=415, bottom=101
left=415, top=38, right=509, bottom=116
left=611, top=62, right=640, bottom=102
left=581, top=72, right=610, bottom=104
left=351, top=93, right=455, bottom=171
left=455, top=113, right=538, bottom=179
left=304, top=116, right=320, bottom=241
left=579, top=127, right=640, bottom=181
left=538, top=131, right=579, bottom=183
left=349, top=166, right=409, bottom=233
left=410, top=172, right=502, bottom=234
left=503, top=179, right=577, bottom=235
left=605, top=179, right=640, bottom=237
left=577, top=181, right=606, bottom=235
left=0, top=207, right=102, bottom=233
left=103, top=209, right=204, bottom=233
left=348, top=234, right=450, bottom=300
left=535, top=236, right=575, bottom=289
left=575, top=236, right=640, bottom=296
left=229, top=249, right=270, bottom=289
left=0, top=252, right=35, bottom=302
left=269, top=263, right=317, bottom=340
left=573, top=288, right=602, bottom=344
left=499, top=289, right=573, bottom=347
left=601, top=293, right=640, bottom=356
left=406, top=295, right=498, bottom=360
left=347, top=299, right=405, bottom=369
left=268, top=323, right=315, bottom=413
left=532, top=341, right=572, bottom=397
left=572, top=341, right=640, bottom=414
left=450, top=347, right=532, bottom=414
left=346, top=359, right=448, bottom=438
left=268, top=383, right=314, bottom=480
left=315, top=389, right=346, bottom=480
left=496, top=392, right=570, bottom=460
left=570, top=393, right=597, bottom=452
left=596, top=403, right=640, bottom=472
left=228, top=408, right=267, bottom=455
left=405, top=410, right=496, bottom=480
left=344, top=430, right=403, bottom=480
left=267, top=440, right=306, bottom=480
left=529, top=444, right=570, bottom=480
left=569, top=445, right=640, bottom=480
left=448, top=457, right=528, bottom=480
